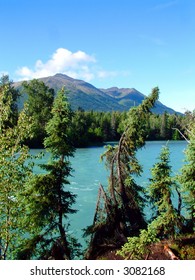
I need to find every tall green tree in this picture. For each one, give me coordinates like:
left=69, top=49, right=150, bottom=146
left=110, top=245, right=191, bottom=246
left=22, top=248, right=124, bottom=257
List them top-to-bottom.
left=0, top=75, right=20, bottom=126
left=0, top=77, right=34, bottom=259
left=22, top=79, right=54, bottom=147
left=84, top=87, right=159, bottom=259
left=18, top=88, right=79, bottom=260
left=71, top=110, right=93, bottom=147
left=180, top=111, right=195, bottom=231
left=160, top=112, right=170, bottom=139
left=117, top=145, right=181, bottom=260
left=147, top=146, right=181, bottom=238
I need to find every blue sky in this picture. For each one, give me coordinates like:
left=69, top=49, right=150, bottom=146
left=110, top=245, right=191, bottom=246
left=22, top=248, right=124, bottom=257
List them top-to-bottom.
left=0, top=0, right=194, bottom=112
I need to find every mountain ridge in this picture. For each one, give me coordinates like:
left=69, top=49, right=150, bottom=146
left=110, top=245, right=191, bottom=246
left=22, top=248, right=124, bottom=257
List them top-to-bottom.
left=14, top=73, right=180, bottom=114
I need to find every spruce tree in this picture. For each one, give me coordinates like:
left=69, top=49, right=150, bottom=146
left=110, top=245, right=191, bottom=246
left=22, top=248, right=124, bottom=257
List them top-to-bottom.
left=0, top=75, right=20, bottom=126
left=0, top=77, right=34, bottom=259
left=22, top=79, right=54, bottom=147
left=18, top=88, right=79, bottom=260
left=180, top=113, right=195, bottom=231
left=117, top=145, right=181, bottom=260
left=147, top=145, right=181, bottom=238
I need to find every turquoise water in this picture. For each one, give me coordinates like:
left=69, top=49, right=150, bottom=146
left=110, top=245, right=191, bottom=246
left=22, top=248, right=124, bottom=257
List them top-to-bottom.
left=30, top=140, right=187, bottom=247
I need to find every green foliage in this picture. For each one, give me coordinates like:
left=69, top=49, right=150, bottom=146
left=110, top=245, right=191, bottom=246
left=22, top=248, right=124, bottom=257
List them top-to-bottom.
left=0, top=75, right=20, bottom=126
left=1, top=75, right=193, bottom=260
left=0, top=76, right=34, bottom=259
left=22, top=79, right=54, bottom=147
left=19, top=87, right=80, bottom=260
left=44, top=87, right=74, bottom=158
left=84, top=87, right=159, bottom=259
left=20, top=89, right=186, bottom=148
left=70, top=108, right=185, bottom=147
left=71, top=110, right=121, bottom=147
left=180, top=113, right=195, bottom=228
left=117, top=142, right=185, bottom=260
left=147, top=146, right=181, bottom=238
left=117, top=224, right=159, bottom=259
left=170, top=238, right=195, bottom=260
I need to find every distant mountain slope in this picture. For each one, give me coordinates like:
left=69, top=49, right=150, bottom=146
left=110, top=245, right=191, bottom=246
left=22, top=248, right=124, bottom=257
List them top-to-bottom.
left=14, top=73, right=180, bottom=114
left=39, top=74, right=123, bottom=111
left=100, top=87, right=177, bottom=114
left=100, top=87, right=146, bottom=109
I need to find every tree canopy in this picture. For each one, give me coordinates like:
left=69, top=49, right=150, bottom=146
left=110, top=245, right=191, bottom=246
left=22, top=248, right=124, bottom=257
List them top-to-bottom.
left=0, top=76, right=34, bottom=259
left=22, top=79, right=54, bottom=147
left=16, top=88, right=80, bottom=260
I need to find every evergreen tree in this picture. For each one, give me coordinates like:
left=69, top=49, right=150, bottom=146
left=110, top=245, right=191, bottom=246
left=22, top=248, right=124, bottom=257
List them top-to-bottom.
left=0, top=75, right=20, bottom=126
left=0, top=77, right=34, bottom=259
left=22, top=79, right=54, bottom=147
left=84, top=87, right=159, bottom=259
left=18, top=88, right=80, bottom=260
left=180, top=112, right=195, bottom=231
left=117, top=145, right=182, bottom=260
left=147, top=145, right=181, bottom=238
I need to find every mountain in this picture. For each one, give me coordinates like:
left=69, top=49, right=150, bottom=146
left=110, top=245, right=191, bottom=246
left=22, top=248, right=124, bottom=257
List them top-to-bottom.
left=14, top=73, right=180, bottom=114
left=100, top=87, right=178, bottom=114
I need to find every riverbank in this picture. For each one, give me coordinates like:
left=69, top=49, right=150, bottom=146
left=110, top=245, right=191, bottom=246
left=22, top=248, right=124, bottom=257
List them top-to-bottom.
left=96, top=234, right=195, bottom=260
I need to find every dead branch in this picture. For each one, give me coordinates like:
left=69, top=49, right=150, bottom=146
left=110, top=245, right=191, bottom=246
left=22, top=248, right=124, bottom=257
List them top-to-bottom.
left=172, top=128, right=190, bottom=143
left=110, top=154, right=117, bottom=206
left=93, top=186, right=102, bottom=224
left=164, top=245, right=179, bottom=260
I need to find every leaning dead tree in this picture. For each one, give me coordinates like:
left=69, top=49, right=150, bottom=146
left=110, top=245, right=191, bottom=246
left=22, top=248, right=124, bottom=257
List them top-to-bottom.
left=84, top=87, right=160, bottom=259
left=173, top=109, right=195, bottom=143
left=172, top=128, right=190, bottom=143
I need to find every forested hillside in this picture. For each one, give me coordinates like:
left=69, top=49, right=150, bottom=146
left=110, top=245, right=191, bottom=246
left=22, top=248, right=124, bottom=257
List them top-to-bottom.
left=13, top=77, right=187, bottom=148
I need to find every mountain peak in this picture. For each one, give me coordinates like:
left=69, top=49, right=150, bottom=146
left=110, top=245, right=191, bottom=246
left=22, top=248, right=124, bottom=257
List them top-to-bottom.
left=15, top=73, right=180, bottom=114
left=54, top=73, right=73, bottom=79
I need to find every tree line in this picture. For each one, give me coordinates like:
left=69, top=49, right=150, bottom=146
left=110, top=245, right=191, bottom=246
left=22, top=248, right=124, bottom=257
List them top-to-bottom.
left=0, top=76, right=194, bottom=260
left=18, top=78, right=187, bottom=148
left=70, top=108, right=186, bottom=147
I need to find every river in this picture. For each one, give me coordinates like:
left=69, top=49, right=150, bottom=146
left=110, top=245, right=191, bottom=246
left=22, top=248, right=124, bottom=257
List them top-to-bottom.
left=30, top=140, right=187, bottom=248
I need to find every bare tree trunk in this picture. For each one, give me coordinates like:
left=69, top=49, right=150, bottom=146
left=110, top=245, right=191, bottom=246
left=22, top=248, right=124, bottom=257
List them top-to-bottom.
left=116, top=131, right=126, bottom=197
left=57, top=155, right=71, bottom=260
left=109, top=155, right=117, bottom=206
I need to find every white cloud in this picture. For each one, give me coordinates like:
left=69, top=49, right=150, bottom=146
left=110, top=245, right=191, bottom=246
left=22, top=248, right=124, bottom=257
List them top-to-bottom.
left=15, top=48, right=131, bottom=84
left=16, top=48, right=96, bottom=81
